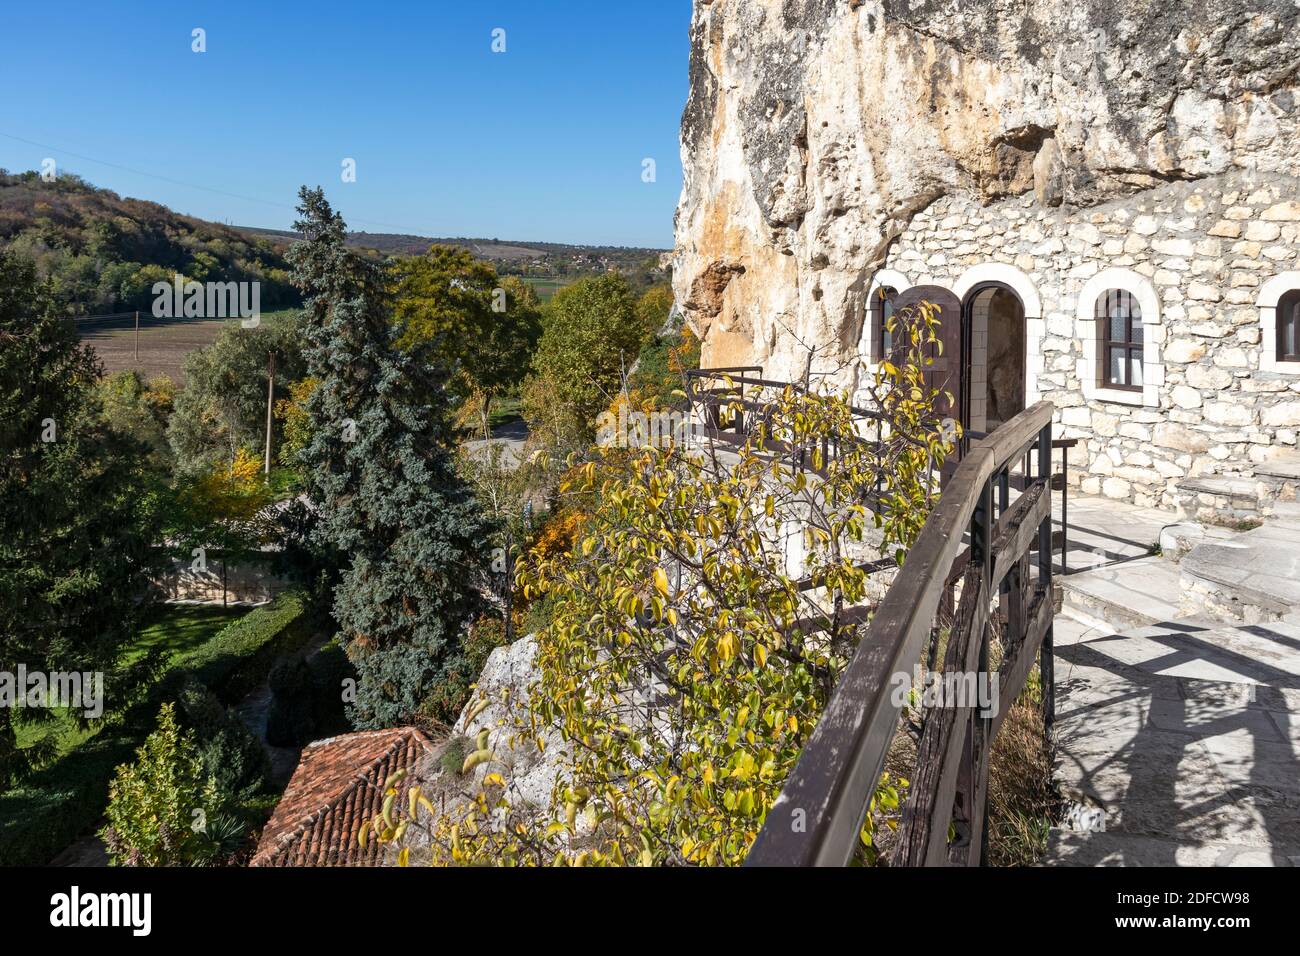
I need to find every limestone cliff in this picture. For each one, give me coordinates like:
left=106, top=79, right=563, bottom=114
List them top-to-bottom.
left=673, top=0, right=1300, bottom=381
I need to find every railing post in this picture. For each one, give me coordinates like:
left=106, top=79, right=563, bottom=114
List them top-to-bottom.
left=1037, top=423, right=1055, bottom=738
left=1059, top=443, right=1069, bottom=576
left=945, top=471, right=994, bottom=865
left=975, top=471, right=994, bottom=866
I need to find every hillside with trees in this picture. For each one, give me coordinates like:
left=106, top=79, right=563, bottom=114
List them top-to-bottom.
left=0, top=170, right=299, bottom=317
left=240, top=225, right=669, bottom=294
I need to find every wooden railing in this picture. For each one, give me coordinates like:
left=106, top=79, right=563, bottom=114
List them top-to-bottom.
left=744, top=400, right=1058, bottom=867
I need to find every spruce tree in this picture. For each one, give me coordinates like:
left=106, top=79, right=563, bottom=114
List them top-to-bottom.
left=288, top=187, right=490, bottom=728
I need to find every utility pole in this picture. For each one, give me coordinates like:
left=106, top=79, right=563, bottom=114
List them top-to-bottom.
left=134, top=311, right=139, bottom=364
left=264, top=350, right=276, bottom=476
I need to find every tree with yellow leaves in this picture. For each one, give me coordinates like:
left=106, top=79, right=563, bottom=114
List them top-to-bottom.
left=371, top=301, right=958, bottom=866
left=174, top=447, right=275, bottom=607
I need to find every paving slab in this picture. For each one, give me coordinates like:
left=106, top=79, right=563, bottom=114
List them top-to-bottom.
left=1053, top=496, right=1170, bottom=573
left=1059, top=557, right=1187, bottom=628
left=1046, top=620, right=1300, bottom=866
left=1047, top=830, right=1300, bottom=866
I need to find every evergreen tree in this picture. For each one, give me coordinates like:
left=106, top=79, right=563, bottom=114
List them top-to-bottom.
left=288, top=187, right=491, bottom=728
left=0, top=249, right=163, bottom=788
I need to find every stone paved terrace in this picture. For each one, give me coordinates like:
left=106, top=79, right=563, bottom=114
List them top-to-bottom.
left=1044, top=495, right=1300, bottom=866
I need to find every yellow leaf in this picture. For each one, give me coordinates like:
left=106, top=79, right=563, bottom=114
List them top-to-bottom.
left=653, top=567, right=670, bottom=597
left=462, top=748, right=493, bottom=773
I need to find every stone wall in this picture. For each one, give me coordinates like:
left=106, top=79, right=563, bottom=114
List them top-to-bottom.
left=673, top=0, right=1300, bottom=437
left=875, top=170, right=1300, bottom=508
left=151, top=555, right=288, bottom=606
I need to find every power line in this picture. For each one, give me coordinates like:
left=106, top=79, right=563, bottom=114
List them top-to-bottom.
left=0, top=130, right=444, bottom=237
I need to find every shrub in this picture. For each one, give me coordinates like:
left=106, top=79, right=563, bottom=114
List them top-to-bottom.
left=0, top=590, right=309, bottom=865
left=179, top=590, right=312, bottom=702
left=265, top=639, right=356, bottom=747
left=307, top=640, right=354, bottom=738
left=266, top=658, right=316, bottom=747
left=175, top=678, right=270, bottom=808
left=100, top=703, right=220, bottom=866
left=0, top=729, right=147, bottom=866
left=439, top=737, right=469, bottom=777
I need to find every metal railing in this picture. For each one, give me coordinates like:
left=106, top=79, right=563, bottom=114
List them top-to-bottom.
left=744, top=400, right=1058, bottom=866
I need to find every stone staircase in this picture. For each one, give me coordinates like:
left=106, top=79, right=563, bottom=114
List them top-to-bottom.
left=1175, top=453, right=1300, bottom=525
left=1044, top=495, right=1300, bottom=866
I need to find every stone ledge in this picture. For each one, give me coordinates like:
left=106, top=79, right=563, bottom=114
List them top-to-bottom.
left=1176, top=476, right=1263, bottom=500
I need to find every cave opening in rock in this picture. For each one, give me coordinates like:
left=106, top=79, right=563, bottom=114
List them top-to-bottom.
left=965, top=284, right=1026, bottom=433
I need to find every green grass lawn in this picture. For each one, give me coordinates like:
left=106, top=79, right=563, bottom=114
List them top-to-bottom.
left=520, top=276, right=568, bottom=301
left=488, top=395, right=523, bottom=429
left=14, top=604, right=243, bottom=757
left=118, top=604, right=243, bottom=667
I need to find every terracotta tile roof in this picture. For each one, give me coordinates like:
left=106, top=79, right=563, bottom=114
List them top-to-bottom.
left=251, top=727, right=435, bottom=867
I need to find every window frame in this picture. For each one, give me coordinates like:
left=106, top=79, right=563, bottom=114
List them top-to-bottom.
left=873, top=285, right=898, bottom=362
left=1097, top=288, right=1144, bottom=392
left=1277, top=290, right=1300, bottom=364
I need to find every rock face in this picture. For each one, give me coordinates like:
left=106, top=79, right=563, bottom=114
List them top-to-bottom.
left=673, top=0, right=1300, bottom=381
left=449, top=635, right=567, bottom=812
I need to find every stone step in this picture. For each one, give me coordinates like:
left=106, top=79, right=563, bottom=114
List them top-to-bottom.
left=1175, top=455, right=1300, bottom=525
left=1253, top=456, right=1300, bottom=484
left=1175, top=475, right=1270, bottom=523
left=1273, top=500, right=1300, bottom=521
left=1180, top=520, right=1300, bottom=622
left=1157, top=521, right=1235, bottom=563
left=1059, top=557, right=1187, bottom=630
left=1045, top=829, right=1300, bottom=867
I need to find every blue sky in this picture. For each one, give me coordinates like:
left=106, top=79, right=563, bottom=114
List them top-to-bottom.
left=0, top=1, right=691, bottom=248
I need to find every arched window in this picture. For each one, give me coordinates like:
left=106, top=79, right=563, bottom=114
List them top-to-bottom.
left=1078, top=268, right=1160, bottom=407
left=862, top=269, right=911, bottom=368
left=1259, top=273, right=1300, bottom=374
left=873, top=286, right=898, bottom=360
left=1097, top=289, right=1144, bottom=390
left=1278, top=289, right=1300, bottom=364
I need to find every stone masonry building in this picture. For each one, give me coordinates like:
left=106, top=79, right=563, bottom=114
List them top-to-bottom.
left=672, top=1, right=1300, bottom=517
left=867, top=170, right=1300, bottom=511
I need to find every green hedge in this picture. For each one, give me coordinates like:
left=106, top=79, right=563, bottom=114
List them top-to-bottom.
left=0, top=589, right=310, bottom=866
left=174, top=590, right=313, bottom=703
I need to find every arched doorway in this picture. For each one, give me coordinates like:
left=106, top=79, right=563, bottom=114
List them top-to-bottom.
left=963, top=283, right=1026, bottom=433
left=890, top=285, right=963, bottom=422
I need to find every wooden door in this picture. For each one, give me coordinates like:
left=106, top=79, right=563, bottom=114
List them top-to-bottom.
left=889, top=285, right=963, bottom=423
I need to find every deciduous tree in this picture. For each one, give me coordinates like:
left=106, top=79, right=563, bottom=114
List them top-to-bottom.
left=391, top=246, right=541, bottom=436
left=525, top=272, right=645, bottom=436
left=376, top=302, right=957, bottom=865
